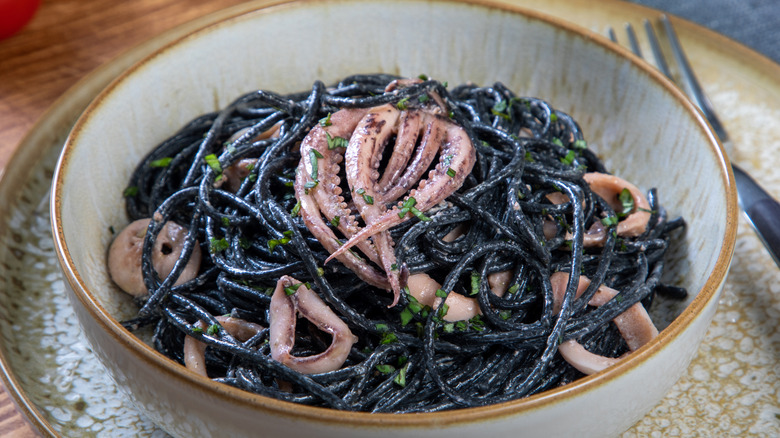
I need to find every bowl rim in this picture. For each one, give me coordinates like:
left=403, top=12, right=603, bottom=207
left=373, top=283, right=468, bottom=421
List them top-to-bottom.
left=50, top=0, right=738, bottom=428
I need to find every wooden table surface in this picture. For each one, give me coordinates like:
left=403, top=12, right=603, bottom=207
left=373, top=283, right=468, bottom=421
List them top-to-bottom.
left=0, top=1, right=246, bottom=435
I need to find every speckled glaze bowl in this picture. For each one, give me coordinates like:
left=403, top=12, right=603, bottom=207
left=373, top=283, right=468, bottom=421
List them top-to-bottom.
left=50, top=0, right=737, bottom=436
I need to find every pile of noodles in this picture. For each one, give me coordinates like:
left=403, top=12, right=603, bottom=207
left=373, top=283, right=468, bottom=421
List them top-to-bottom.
left=119, top=74, right=686, bottom=412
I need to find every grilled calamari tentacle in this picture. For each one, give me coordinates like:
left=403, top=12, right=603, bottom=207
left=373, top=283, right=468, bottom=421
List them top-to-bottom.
left=345, top=104, right=404, bottom=304
left=300, top=107, right=382, bottom=265
left=375, top=109, right=422, bottom=193
left=377, top=112, right=445, bottom=204
left=326, top=115, right=475, bottom=262
left=294, top=159, right=389, bottom=289
left=269, top=276, right=358, bottom=374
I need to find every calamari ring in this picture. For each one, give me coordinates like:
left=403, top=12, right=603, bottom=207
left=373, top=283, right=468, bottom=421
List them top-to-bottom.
left=550, top=272, right=658, bottom=375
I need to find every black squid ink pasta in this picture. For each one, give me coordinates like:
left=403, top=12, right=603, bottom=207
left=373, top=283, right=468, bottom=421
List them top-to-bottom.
left=114, top=74, right=687, bottom=412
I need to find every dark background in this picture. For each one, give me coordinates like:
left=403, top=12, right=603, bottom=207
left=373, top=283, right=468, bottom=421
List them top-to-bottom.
left=628, top=0, right=780, bottom=64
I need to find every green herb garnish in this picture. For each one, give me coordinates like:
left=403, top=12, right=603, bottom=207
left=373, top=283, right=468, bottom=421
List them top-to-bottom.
left=491, top=99, right=510, bottom=119
left=326, top=131, right=348, bottom=150
left=573, top=139, right=588, bottom=150
left=309, top=149, right=322, bottom=181
left=560, top=150, right=576, bottom=165
left=204, top=154, right=222, bottom=174
left=149, top=157, right=172, bottom=168
left=123, top=186, right=138, bottom=197
left=618, top=188, right=634, bottom=216
left=291, top=200, right=301, bottom=217
left=601, top=216, right=619, bottom=227
left=268, top=232, right=292, bottom=252
left=209, top=237, right=229, bottom=253
left=470, top=272, right=481, bottom=296
left=284, top=282, right=303, bottom=295
left=400, top=308, right=414, bottom=326
left=380, top=332, right=398, bottom=345
left=376, top=364, right=395, bottom=374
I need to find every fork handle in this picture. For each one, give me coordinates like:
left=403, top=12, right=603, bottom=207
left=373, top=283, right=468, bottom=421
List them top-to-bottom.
left=743, top=199, right=780, bottom=267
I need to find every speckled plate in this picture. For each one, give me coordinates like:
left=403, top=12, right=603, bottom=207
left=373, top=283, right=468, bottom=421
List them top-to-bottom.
left=1, top=0, right=778, bottom=436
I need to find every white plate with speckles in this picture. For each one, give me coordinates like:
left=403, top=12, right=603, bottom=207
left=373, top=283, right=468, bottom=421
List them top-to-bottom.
left=0, top=0, right=778, bottom=436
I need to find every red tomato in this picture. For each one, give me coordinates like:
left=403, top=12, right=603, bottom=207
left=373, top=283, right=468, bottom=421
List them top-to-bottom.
left=0, top=0, right=40, bottom=40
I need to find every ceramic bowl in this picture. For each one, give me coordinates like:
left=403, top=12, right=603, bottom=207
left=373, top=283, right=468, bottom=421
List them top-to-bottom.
left=51, top=0, right=737, bottom=436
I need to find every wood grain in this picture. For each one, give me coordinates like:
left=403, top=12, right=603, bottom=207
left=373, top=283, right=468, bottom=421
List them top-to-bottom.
left=0, top=0, right=246, bottom=172
left=0, top=1, right=244, bottom=435
left=0, top=382, right=36, bottom=437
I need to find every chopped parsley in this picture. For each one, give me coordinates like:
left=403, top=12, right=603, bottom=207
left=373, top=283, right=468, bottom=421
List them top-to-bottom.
left=491, top=99, right=511, bottom=119
left=326, top=131, right=348, bottom=149
left=573, top=139, right=588, bottom=150
left=309, top=149, right=323, bottom=181
left=560, top=150, right=577, bottom=165
left=204, top=153, right=222, bottom=174
left=149, top=157, right=172, bottom=168
left=123, top=186, right=138, bottom=197
left=618, top=188, right=634, bottom=216
left=397, top=197, right=430, bottom=221
left=290, top=200, right=301, bottom=217
left=601, top=215, right=619, bottom=227
left=268, top=230, right=293, bottom=252
left=209, top=237, right=229, bottom=253
left=470, top=272, right=481, bottom=296
left=284, top=282, right=303, bottom=295
left=400, top=307, right=414, bottom=326
left=380, top=332, right=398, bottom=345
left=393, top=362, right=409, bottom=387
left=375, top=364, right=395, bottom=374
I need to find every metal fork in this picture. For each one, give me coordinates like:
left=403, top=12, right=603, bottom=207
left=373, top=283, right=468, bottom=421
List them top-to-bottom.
left=609, top=16, right=780, bottom=268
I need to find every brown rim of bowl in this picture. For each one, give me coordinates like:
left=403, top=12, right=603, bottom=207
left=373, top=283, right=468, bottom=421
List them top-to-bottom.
left=51, top=0, right=738, bottom=428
